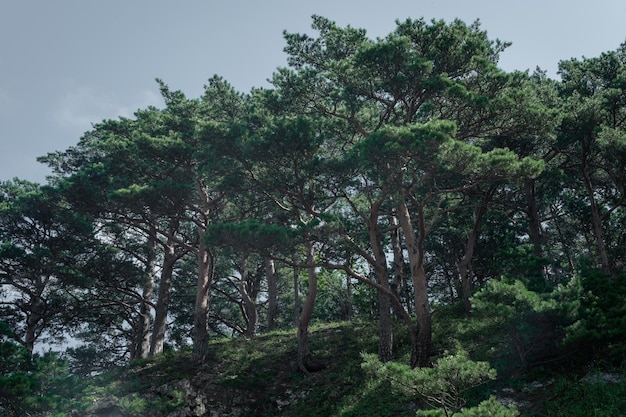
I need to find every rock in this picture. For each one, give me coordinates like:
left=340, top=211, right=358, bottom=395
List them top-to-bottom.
left=581, top=371, right=623, bottom=384
left=274, top=389, right=309, bottom=411
left=81, top=396, right=129, bottom=417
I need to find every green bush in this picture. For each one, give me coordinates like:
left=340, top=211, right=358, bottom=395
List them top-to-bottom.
left=564, top=266, right=626, bottom=363
left=470, top=278, right=571, bottom=371
left=0, top=346, right=80, bottom=416
left=361, top=349, right=518, bottom=416
left=545, top=376, right=626, bottom=417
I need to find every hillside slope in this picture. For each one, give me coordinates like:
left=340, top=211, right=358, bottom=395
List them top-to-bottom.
left=34, top=320, right=626, bottom=417
left=78, top=322, right=416, bottom=417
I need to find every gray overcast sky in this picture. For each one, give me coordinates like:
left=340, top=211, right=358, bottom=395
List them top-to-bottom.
left=1, top=0, right=625, bottom=183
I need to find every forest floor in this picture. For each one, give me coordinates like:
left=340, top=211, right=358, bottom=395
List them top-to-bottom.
left=55, top=320, right=626, bottom=416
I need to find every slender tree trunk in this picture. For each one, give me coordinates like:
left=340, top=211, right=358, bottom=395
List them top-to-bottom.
left=192, top=179, right=218, bottom=361
left=345, top=193, right=421, bottom=367
left=397, top=198, right=431, bottom=367
left=192, top=227, right=213, bottom=362
left=150, top=236, right=178, bottom=356
left=297, top=241, right=321, bottom=372
left=266, top=256, right=278, bottom=331
left=344, top=262, right=421, bottom=368
left=446, top=269, right=458, bottom=303
left=24, top=307, right=39, bottom=355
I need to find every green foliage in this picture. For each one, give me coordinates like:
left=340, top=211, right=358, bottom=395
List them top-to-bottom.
left=5, top=13, right=626, bottom=417
left=356, top=122, right=456, bottom=163
left=0, top=180, right=101, bottom=353
left=205, top=218, right=300, bottom=251
left=494, top=245, right=552, bottom=292
left=565, top=266, right=626, bottom=362
left=311, top=269, right=352, bottom=322
left=470, top=278, right=571, bottom=371
left=1, top=319, right=623, bottom=416
left=0, top=348, right=84, bottom=416
left=362, top=349, right=509, bottom=416
left=545, top=375, right=626, bottom=417
left=158, top=389, right=185, bottom=412
left=118, top=393, right=149, bottom=414
left=410, top=396, right=519, bottom=417
left=453, top=396, right=519, bottom=417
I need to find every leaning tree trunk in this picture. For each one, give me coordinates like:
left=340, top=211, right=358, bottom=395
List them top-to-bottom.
left=150, top=236, right=178, bottom=356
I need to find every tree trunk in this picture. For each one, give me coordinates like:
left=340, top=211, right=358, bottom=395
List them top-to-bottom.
left=582, top=167, right=611, bottom=272
left=192, top=179, right=217, bottom=361
left=524, top=179, right=554, bottom=280
left=457, top=197, right=490, bottom=316
left=397, top=198, right=431, bottom=367
left=551, top=204, right=576, bottom=274
left=368, top=207, right=393, bottom=363
left=389, top=214, right=407, bottom=319
left=192, top=227, right=213, bottom=362
left=134, top=233, right=156, bottom=360
left=150, top=236, right=178, bottom=356
left=297, top=241, right=323, bottom=372
left=240, top=251, right=258, bottom=337
left=292, top=253, right=302, bottom=327
left=266, top=256, right=278, bottom=331
left=344, top=260, right=353, bottom=321
left=344, top=262, right=421, bottom=368
left=137, top=277, right=154, bottom=360
left=23, top=286, right=45, bottom=355
left=389, top=288, right=421, bottom=368
left=377, top=290, right=394, bottom=362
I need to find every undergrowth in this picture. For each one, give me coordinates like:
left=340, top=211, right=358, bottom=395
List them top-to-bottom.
left=5, top=316, right=626, bottom=416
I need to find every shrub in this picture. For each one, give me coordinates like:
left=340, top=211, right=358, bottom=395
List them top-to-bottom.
left=564, top=267, right=626, bottom=364
left=470, top=278, right=569, bottom=371
left=362, top=349, right=518, bottom=416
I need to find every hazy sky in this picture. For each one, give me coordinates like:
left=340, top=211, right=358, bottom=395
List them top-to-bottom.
left=1, top=0, right=625, bottom=183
